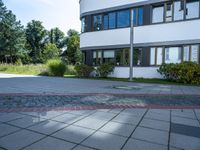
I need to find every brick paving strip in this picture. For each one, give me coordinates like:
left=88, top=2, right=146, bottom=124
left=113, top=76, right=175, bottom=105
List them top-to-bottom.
left=0, top=93, right=200, bottom=113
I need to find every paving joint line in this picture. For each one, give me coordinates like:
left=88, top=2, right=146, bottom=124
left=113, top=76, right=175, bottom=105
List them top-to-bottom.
left=71, top=108, right=126, bottom=150
left=120, top=108, right=149, bottom=150
left=167, top=109, right=172, bottom=150
left=193, top=109, right=200, bottom=126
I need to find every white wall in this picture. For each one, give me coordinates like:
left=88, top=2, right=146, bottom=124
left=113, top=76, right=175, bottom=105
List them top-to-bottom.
left=80, top=0, right=147, bottom=15
left=80, top=19, right=200, bottom=48
left=109, top=67, right=162, bottom=78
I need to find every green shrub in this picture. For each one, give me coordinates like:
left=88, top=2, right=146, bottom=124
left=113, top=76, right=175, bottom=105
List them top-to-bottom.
left=15, top=59, right=22, bottom=66
left=47, top=59, right=66, bottom=77
left=158, top=62, right=200, bottom=84
left=97, top=63, right=115, bottom=78
left=75, top=64, right=94, bottom=77
left=66, top=65, right=76, bottom=75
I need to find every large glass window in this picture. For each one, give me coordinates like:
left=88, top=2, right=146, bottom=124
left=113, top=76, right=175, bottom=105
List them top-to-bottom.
left=186, top=0, right=200, bottom=19
left=174, top=1, right=184, bottom=21
left=165, top=3, right=173, bottom=22
left=152, top=5, right=164, bottom=23
left=133, top=7, right=144, bottom=26
left=117, top=10, right=130, bottom=28
left=108, top=12, right=116, bottom=29
left=103, top=14, right=108, bottom=30
left=93, top=15, right=103, bottom=31
left=81, top=17, right=86, bottom=33
left=191, top=45, right=199, bottom=62
left=183, top=46, right=190, bottom=61
left=157, top=47, right=163, bottom=65
left=165, top=47, right=182, bottom=64
left=116, top=48, right=130, bottom=66
left=133, top=48, right=142, bottom=66
left=150, top=48, right=156, bottom=65
left=93, top=50, right=102, bottom=65
left=103, top=50, right=115, bottom=63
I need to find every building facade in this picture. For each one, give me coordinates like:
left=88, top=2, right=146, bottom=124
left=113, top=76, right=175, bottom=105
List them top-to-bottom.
left=80, top=0, right=200, bottom=78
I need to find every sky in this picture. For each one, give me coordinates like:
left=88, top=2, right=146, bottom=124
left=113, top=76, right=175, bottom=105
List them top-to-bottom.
left=3, top=0, right=81, bottom=34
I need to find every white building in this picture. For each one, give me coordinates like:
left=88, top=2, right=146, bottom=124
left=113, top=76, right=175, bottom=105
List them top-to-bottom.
left=80, top=0, right=200, bottom=78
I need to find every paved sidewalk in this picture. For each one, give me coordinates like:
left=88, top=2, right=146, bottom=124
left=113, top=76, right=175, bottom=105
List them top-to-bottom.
left=0, top=73, right=200, bottom=95
left=0, top=109, right=200, bottom=150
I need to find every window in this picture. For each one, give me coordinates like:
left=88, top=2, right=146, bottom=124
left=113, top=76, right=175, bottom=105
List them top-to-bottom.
left=186, top=0, right=200, bottom=19
left=174, top=1, right=184, bottom=21
left=165, top=3, right=173, bottom=22
left=152, top=5, right=164, bottom=23
left=133, top=7, right=144, bottom=26
left=117, top=10, right=130, bottom=28
left=108, top=12, right=116, bottom=29
left=93, top=15, right=103, bottom=31
left=103, top=15, right=108, bottom=30
left=81, top=17, right=86, bottom=33
left=191, top=45, right=199, bottom=62
left=183, top=46, right=190, bottom=61
left=157, top=47, right=163, bottom=65
left=165, top=47, right=182, bottom=64
left=116, top=48, right=130, bottom=66
left=133, top=48, right=142, bottom=66
left=150, top=48, right=156, bottom=65
left=93, top=50, right=102, bottom=65
left=103, top=50, right=115, bottom=63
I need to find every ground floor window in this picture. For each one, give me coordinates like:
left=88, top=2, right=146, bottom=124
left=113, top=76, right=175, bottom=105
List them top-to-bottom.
left=150, top=44, right=200, bottom=66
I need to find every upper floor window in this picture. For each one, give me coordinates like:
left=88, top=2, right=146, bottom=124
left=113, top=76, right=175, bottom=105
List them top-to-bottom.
left=174, top=0, right=184, bottom=21
left=186, top=0, right=200, bottom=19
left=165, top=2, right=173, bottom=22
left=152, top=5, right=164, bottom=23
left=133, top=7, right=144, bottom=26
left=117, top=10, right=130, bottom=28
left=109, top=12, right=116, bottom=29
left=103, top=14, right=109, bottom=30
left=93, top=15, right=103, bottom=31
left=81, top=17, right=86, bottom=33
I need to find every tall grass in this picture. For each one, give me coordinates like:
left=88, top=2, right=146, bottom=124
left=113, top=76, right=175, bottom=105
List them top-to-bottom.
left=0, top=64, right=47, bottom=75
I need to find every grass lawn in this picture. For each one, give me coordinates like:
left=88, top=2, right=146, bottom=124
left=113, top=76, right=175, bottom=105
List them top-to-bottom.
left=0, top=64, right=47, bottom=75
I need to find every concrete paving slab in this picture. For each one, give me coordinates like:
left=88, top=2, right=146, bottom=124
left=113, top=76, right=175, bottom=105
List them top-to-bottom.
left=121, top=109, right=147, bottom=117
left=172, top=110, right=196, bottom=119
left=21, top=111, right=64, bottom=119
left=88, top=111, right=117, bottom=121
left=144, top=112, right=170, bottom=122
left=0, top=113, right=25, bottom=122
left=52, top=113, right=84, bottom=124
left=112, top=114, right=141, bottom=125
left=8, top=116, right=46, bottom=128
left=171, top=116, right=200, bottom=127
left=74, top=117, right=108, bottom=130
left=140, top=118, right=170, bottom=131
left=28, top=120, right=68, bottom=135
left=100, top=121, right=136, bottom=137
left=0, top=124, right=20, bottom=137
left=52, top=125, right=95, bottom=143
left=131, top=127, right=168, bottom=145
left=0, top=129, right=45, bottom=150
left=82, top=131, right=127, bottom=150
left=170, top=133, right=200, bottom=150
left=23, top=137, right=75, bottom=150
left=122, top=139, right=168, bottom=150
left=73, top=145, right=95, bottom=150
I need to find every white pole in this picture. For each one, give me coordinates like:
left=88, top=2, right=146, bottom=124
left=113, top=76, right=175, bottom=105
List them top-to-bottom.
left=129, top=9, right=134, bottom=81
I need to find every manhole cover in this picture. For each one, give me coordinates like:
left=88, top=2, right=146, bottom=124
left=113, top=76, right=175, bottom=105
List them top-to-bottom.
left=112, top=85, right=141, bottom=90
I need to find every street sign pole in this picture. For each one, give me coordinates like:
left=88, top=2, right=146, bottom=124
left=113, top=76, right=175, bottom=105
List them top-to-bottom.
left=129, top=9, right=134, bottom=81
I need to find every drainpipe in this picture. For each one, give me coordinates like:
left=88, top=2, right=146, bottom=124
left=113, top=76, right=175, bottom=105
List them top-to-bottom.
left=129, top=8, right=134, bottom=81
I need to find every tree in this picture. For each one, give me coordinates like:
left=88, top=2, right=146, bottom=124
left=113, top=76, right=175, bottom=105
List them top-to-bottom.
left=0, top=0, right=26, bottom=63
left=26, top=20, right=48, bottom=63
left=49, top=27, right=65, bottom=51
left=65, top=29, right=82, bottom=65
left=42, top=43, right=59, bottom=62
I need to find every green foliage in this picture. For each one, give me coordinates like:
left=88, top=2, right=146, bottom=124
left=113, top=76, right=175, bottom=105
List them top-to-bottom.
left=0, top=0, right=26, bottom=63
left=26, top=20, right=48, bottom=63
left=49, top=27, right=65, bottom=50
left=65, top=30, right=82, bottom=65
left=42, top=43, right=59, bottom=63
left=15, top=59, right=23, bottom=66
left=47, top=59, right=66, bottom=77
left=158, top=62, right=200, bottom=84
left=0, top=63, right=46, bottom=75
left=97, top=63, right=115, bottom=78
left=75, top=64, right=94, bottom=77
left=66, top=65, right=76, bottom=75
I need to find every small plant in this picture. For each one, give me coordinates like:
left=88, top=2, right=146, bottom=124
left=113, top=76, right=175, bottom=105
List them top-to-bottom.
left=15, top=59, right=23, bottom=66
left=47, top=59, right=66, bottom=77
left=158, top=62, right=200, bottom=84
left=97, top=63, right=115, bottom=78
left=75, top=64, right=94, bottom=77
